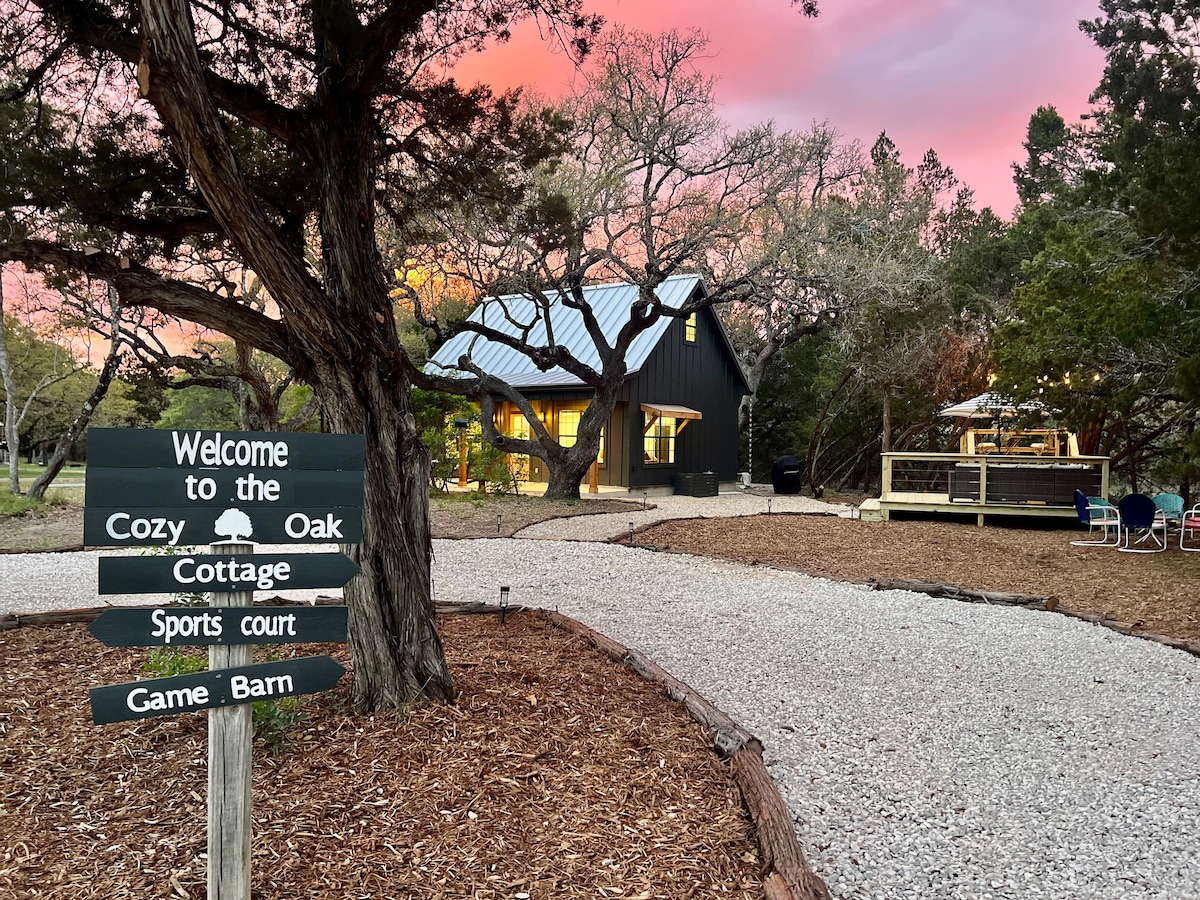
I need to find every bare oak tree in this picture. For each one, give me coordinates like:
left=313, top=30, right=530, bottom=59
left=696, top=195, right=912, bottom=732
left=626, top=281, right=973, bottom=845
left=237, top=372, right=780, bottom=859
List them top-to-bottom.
left=416, top=29, right=802, bottom=497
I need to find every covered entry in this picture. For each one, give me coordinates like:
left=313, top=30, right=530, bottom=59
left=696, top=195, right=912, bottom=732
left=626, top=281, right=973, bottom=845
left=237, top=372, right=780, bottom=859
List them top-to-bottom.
left=640, top=403, right=702, bottom=465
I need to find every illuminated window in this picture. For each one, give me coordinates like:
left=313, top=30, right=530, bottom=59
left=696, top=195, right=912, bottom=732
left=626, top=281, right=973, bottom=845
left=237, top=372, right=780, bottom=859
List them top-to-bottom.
left=684, top=312, right=697, bottom=343
left=558, top=409, right=581, bottom=447
left=559, top=409, right=605, bottom=465
left=506, top=411, right=530, bottom=479
left=508, top=411, right=530, bottom=440
left=643, top=414, right=675, bottom=465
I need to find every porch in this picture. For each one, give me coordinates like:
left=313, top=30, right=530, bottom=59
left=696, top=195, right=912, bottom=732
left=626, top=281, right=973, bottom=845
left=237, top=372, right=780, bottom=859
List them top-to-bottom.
left=868, top=451, right=1111, bottom=525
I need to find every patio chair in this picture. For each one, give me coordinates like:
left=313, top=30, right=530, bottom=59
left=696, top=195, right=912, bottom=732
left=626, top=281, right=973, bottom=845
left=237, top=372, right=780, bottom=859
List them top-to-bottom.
left=1071, top=490, right=1121, bottom=547
left=1117, top=493, right=1168, bottom=553
left=1152, top=493, right=1185, bottom=528
left=1181, top=504, right=1200, bottom=551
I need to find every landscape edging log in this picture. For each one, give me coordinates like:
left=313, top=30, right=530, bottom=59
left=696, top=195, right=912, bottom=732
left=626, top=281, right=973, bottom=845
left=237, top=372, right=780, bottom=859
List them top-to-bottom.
left=538, top=608, right=831, bottom=900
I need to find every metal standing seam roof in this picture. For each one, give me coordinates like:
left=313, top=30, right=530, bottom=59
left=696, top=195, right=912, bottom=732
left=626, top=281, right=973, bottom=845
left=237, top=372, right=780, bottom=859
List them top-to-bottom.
left=424, top=274, right=706, bottom=389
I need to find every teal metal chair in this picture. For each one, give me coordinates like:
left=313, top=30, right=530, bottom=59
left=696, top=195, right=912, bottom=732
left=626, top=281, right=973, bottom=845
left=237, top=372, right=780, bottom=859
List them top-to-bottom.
left=1071, top=490, right=1120, bottom=547
left=1152, top=493, right=1185, bottom=528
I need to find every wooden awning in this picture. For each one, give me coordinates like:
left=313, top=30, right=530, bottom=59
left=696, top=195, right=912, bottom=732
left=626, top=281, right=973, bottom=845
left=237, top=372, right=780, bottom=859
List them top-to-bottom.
left=641, top=403, right=702, bottom=434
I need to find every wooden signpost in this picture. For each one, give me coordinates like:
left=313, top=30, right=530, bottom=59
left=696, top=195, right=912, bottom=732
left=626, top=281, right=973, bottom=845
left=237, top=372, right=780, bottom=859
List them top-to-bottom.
left=85, top=428, right=365, bottom=900
left=97, top=552, right=360, bottom=595
left=88, top=606, right=350, bottom=647
left=89, top=656, right=348, bottom=725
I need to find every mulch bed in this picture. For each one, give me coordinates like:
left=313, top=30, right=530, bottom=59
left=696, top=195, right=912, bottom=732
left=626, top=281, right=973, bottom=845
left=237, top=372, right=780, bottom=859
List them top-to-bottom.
left=634, top=514, right=1200, bottom=643
left=0, top=614, right=761, bottom=899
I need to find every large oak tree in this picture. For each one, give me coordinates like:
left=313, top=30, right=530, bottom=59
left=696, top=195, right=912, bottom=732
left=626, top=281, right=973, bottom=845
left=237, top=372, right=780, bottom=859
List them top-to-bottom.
left=0, top=0, right=602, bottom=708
left=414, top=28, right=815, bottom=498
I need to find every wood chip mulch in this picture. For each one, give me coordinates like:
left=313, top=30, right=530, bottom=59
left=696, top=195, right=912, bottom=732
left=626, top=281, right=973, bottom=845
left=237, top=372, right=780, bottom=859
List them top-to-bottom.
left=635, top=514, right=1200, bottom=643
left=0, top=614, right=761, bottom=899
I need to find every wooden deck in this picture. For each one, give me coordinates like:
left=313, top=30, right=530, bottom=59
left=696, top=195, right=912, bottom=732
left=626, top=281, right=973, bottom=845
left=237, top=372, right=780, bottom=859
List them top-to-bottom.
left=865, top=452, right=1111, bottom=526
left=874, top=491, right=1081, bottom=525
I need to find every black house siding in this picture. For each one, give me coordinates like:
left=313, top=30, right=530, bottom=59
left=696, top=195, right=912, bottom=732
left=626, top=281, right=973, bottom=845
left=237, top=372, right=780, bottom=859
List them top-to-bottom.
left=626, top=305, right=747, bottom=489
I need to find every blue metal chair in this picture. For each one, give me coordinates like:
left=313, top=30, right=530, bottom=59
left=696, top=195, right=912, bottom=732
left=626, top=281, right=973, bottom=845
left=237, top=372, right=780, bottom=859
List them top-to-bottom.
left=1071, top=490, right=1120, bottom=547
left=1117, top=493, right=1168, bottom=553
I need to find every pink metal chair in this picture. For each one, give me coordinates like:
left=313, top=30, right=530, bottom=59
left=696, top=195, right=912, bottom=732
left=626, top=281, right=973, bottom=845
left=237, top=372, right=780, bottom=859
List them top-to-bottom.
left=1181, top=504, right=1200, bottom=551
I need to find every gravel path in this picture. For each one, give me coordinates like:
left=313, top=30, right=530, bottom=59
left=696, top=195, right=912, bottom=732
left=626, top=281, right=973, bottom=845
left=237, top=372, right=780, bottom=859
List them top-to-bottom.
left=514, top=490, right=851, bottom=541
left=4, top=499, right=1199, bottom=899
left=434, top=539, right=1200, bottom=900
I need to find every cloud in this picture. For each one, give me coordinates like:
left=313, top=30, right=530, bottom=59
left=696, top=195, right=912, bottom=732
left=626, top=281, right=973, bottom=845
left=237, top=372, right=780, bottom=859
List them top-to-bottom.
left=452, top=0, right=1107, bottom=215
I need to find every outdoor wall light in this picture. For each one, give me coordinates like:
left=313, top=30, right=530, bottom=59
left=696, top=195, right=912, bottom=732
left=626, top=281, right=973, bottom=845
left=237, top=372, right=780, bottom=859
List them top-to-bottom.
left=499, top=585, right=510, bottom=624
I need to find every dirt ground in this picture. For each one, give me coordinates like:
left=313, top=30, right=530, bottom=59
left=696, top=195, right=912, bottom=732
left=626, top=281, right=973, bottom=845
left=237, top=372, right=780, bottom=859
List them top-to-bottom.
left=0, top=615, right=758, bottom=899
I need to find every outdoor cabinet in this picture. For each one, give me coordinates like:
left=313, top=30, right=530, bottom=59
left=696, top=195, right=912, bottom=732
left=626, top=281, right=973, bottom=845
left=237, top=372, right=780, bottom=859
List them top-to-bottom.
left=950, top=463, right=1101, bottom=506
left=673, top=471, right=719, bottom=497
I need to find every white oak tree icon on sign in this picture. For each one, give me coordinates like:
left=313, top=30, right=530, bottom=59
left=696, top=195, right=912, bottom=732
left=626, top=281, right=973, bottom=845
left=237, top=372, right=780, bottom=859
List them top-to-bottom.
left=213, top=508, right=254, bottom=542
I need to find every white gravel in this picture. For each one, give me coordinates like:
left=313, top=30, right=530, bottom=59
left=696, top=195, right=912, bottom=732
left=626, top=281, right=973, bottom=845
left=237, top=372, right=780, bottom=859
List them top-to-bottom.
left=514, top=490, right=851, bottom=540
left=4, top=497, right=1199, bottom=899
left=433, top=539, right=1200, bottom=900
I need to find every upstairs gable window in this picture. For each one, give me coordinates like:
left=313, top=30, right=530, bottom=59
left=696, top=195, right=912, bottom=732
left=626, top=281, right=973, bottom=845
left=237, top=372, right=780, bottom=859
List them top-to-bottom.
left=684, top=312, right=697, bottom=343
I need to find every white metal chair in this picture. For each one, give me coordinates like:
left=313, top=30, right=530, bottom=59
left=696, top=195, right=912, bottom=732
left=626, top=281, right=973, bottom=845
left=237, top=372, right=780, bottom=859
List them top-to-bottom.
left=1071, top=490, right=1121, bottom=547
left=1181, top=504, right=1200, bottom=551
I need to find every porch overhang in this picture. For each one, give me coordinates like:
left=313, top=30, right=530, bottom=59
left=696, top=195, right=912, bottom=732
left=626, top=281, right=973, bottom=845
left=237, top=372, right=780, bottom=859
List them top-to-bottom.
left=641, top=402, right=703, bottom=434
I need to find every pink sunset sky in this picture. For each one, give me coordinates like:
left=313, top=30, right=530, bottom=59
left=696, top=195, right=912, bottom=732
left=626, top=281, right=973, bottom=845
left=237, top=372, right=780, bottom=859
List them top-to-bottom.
left=453, top=0, right=1108, bottom=218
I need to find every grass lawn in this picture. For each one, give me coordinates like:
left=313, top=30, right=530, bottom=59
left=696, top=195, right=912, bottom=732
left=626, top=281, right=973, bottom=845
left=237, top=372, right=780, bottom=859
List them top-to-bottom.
left=2, top=461, right=87, bottom=494
left=0, top=462, right=87, bottom=515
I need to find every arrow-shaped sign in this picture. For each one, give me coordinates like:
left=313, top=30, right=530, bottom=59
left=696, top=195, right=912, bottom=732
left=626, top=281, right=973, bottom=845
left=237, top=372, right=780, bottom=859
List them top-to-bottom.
left=97, top=553, right=359, bottom=595
left=87, top=606, right=349, bottom=647
left=90, top=656, right=346, bottom=725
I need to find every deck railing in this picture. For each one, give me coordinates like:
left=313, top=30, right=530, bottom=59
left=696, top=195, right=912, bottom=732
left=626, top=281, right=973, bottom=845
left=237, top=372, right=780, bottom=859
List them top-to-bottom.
left=881, top=452, right=1110, bottom=509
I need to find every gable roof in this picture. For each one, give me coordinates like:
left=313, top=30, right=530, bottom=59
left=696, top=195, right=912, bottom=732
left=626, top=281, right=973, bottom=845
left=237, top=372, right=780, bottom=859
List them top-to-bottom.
left=426, top=274, right=731, bottom=390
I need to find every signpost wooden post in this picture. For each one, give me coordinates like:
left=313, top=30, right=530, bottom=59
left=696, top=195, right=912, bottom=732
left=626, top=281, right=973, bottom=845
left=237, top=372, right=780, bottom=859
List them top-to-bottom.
left=84, top=428, right=364, bottom=900
left=209, top=543, right=252, bottom=900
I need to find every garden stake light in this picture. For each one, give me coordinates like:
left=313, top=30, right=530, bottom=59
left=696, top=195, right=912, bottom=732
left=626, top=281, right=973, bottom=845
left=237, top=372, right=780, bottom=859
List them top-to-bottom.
left=643, top=492, right=648, bottom=509
left=767, top=498, right=772, bottom=515
left=496, top=513, right=502, bottom=533
left=629, top=522, right=635, bottom=544
left=499, top=586, right=510, bottom=624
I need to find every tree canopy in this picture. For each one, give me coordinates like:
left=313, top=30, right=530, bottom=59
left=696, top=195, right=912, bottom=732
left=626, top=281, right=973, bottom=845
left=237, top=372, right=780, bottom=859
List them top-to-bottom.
left=0, top=0, right=607, bottom=708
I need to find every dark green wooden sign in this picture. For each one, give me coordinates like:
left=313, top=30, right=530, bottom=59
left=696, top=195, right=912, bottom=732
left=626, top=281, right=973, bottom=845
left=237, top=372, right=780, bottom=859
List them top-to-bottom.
left=87, top=428, right=365, bottom=471
left=85, top=467, right=365, bottom=508
left=84, top=506, right=363, bottom=547
left=97, top=553, right=359, bottom=595
left=88, top=606, right=349, bottom=647
left=90, top=656, right=347, bottom=725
